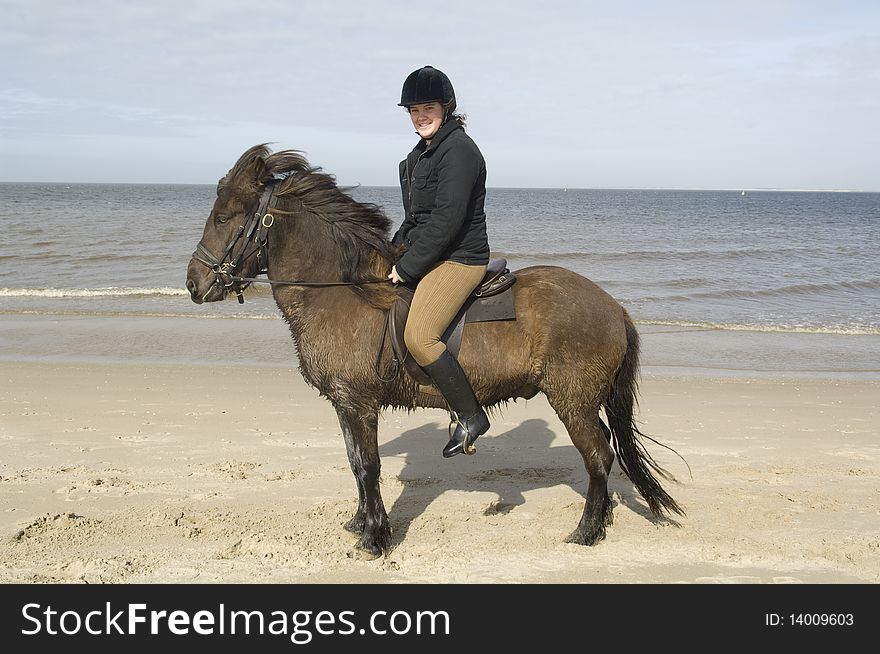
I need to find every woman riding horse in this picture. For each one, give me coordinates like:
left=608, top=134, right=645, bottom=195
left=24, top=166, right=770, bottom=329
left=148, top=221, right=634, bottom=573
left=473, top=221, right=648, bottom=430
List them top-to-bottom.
left=388, top=65, right=492, bottom=458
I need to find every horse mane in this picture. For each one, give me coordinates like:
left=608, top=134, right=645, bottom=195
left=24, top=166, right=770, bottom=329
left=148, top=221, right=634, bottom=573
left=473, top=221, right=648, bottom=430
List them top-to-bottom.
left=229, top=144, right=401, bottom=309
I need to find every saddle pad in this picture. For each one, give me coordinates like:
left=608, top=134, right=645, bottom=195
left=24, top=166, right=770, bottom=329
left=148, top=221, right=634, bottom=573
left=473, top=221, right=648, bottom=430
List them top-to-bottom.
left=387, top=286, right=516, bottom=387
left=465, top=288, right=516, bottom=322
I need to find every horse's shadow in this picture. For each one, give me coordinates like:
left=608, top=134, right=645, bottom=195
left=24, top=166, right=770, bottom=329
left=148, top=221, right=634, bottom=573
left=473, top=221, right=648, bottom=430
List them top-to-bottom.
left=379, top=417, right=666, bottom=547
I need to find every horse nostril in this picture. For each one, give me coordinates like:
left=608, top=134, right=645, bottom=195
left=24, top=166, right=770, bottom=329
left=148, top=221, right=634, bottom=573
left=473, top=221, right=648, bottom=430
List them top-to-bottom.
left=186, top=278, right=196, bottom=294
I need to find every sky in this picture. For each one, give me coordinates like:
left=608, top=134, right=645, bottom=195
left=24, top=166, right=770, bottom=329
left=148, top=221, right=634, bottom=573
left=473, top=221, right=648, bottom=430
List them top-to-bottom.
left=1, top=1, right=878, bottom=190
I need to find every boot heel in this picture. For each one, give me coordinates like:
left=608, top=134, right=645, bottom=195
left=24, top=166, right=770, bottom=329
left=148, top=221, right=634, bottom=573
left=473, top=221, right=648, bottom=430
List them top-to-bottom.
left=443, top=409, right=489, bottom=457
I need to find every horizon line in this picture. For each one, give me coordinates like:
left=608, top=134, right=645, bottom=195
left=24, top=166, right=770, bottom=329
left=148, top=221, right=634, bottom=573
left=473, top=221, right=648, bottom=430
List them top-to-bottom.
left=0, top=181, right=876, bottom=193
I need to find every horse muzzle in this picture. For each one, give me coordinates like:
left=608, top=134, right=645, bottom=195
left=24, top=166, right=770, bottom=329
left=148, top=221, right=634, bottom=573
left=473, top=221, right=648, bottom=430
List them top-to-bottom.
left=186, top=259, right=228, bottom=304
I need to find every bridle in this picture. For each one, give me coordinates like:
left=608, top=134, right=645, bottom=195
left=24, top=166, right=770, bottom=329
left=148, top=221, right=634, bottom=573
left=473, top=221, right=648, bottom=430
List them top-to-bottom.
left=190, top=173, right=400, bottom=382
left=191, top=173, right=388, bottom=303
left=190, top=175, right=282, bottom=303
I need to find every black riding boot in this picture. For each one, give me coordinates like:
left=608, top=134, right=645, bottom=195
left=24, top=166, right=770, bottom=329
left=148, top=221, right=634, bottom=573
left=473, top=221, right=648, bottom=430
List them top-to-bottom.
left=422, top=350, right=490, bottom=457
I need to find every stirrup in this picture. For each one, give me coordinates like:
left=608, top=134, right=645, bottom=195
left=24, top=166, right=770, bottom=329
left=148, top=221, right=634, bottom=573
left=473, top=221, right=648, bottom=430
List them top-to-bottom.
left=445, top=418, right=478, bottom=457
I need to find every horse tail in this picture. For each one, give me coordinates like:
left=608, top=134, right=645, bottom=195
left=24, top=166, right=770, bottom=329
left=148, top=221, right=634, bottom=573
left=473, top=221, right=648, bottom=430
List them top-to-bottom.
left=604, top=312, right=686, bottom=518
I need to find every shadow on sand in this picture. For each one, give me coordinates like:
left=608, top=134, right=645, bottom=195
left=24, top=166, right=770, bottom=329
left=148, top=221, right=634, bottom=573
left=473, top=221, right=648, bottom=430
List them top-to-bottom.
left=379, top=417, right=668, bottom=547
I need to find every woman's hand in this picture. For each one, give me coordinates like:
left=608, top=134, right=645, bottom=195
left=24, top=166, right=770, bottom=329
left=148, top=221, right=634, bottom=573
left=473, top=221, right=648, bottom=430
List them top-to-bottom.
left=388, top=265, right=403, bottom=284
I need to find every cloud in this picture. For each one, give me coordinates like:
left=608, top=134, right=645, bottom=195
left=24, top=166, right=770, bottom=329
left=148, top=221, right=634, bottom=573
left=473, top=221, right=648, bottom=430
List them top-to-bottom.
left=1, top=1, right=878, bottom=188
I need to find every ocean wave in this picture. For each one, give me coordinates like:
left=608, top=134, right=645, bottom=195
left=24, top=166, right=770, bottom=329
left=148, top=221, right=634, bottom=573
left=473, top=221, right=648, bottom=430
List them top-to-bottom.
left=492, top=245, right=859, bottom=263
left=493, top=251, right=594, bottom=262
left=18, top=252, right=145, bottom=263
left=633, top=279, right=880, bottom=303
left=0, top=286, right=190, bottom=298
left=0, top=308, right=281, bottom=320
left=638, top=320, right=880, bottom=335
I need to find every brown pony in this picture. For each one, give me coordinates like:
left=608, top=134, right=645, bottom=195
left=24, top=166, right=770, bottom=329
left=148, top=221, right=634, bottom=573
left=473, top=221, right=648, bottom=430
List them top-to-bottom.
left=185, top=144, right=684, bottom=557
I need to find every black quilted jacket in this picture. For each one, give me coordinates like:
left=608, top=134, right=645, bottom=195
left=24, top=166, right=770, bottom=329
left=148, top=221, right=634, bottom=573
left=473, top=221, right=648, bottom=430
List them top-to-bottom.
left=392, top=119, right=490, bottom=282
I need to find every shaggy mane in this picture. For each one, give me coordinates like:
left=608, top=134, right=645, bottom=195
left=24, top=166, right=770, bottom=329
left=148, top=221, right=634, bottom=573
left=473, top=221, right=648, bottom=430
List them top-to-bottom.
left=226, top=144, right=400, bottom=309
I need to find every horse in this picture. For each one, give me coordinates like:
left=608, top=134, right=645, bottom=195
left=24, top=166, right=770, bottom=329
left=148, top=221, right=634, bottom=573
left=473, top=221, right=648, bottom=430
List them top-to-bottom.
left=185, top=144, right=685, bottom=557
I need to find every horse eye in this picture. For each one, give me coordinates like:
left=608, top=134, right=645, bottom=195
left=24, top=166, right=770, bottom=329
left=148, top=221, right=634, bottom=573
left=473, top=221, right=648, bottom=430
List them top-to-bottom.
left=215, top=213, right=230, bottom=224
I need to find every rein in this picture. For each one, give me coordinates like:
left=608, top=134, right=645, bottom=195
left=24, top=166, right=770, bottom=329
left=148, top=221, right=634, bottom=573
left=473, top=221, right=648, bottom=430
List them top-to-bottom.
left=191, top=174, right=390, bottom=303
left=232, top=276, right=390, bottom=288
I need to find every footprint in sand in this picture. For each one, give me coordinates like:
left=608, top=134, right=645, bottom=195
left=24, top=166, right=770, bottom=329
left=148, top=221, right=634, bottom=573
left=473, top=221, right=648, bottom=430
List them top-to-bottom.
left=54, top=477, right=150, bottom=500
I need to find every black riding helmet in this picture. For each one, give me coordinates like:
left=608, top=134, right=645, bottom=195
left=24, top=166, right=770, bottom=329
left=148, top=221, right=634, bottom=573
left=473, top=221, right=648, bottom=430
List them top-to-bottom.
left=398, top=65, right=456, bottom=111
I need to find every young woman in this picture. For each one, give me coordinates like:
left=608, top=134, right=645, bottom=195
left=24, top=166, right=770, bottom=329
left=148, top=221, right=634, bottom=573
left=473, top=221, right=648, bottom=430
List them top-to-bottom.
left=388, top=65, right=491, bottom=458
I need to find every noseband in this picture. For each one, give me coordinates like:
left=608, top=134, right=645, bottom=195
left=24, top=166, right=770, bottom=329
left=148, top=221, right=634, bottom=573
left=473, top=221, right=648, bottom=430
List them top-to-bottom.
left=191, top=175, right=284, bottom=303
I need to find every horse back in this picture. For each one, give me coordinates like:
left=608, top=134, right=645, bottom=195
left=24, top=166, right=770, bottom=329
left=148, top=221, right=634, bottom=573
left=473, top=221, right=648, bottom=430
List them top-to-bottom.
left=457, top=265, right=630, bottom=400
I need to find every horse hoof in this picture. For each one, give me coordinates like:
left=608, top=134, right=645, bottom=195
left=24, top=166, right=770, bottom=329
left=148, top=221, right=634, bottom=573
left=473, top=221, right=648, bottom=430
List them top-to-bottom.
left=343, top=516, right=365, bottom=534
left=564, top=528, right=605, bottom=547
left=351, top=544, right=383, bottom=561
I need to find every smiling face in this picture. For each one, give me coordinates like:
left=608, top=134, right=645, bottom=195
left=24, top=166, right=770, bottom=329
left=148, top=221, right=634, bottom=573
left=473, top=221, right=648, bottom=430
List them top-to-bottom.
left=408, top=102, right=444, bottom=142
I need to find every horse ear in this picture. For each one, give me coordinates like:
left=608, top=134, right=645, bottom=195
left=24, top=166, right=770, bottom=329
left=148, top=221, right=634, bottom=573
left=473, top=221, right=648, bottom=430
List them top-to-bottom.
left=248, top=156, right=270, bottom=184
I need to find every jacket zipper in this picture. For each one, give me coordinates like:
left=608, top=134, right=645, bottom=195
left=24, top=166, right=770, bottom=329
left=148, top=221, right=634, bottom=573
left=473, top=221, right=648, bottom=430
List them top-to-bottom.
left=407, top=150, right=428, bottom=219
left=406, top=156, right=412, bottom=214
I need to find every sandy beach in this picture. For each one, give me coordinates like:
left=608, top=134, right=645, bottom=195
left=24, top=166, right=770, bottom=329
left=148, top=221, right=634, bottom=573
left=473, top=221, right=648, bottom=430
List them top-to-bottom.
left=2, top=343, right=877, bottom=584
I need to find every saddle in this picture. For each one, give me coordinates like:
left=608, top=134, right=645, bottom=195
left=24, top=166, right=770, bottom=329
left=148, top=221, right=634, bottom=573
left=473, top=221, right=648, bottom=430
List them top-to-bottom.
left=386, top=258, right=517, bottom=388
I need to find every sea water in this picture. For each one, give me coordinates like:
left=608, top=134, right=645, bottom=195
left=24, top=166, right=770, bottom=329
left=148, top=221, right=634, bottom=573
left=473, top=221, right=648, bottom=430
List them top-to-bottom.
left=1, top=183, right=877, bottom=376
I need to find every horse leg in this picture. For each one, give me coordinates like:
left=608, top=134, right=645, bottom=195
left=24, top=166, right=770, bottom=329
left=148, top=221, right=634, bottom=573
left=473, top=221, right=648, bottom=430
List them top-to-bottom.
left=549, top=397, right=616, bottom=545
left=334, top=403, right=392, bottom=557
left=340, top=424, right=367, bottom=537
